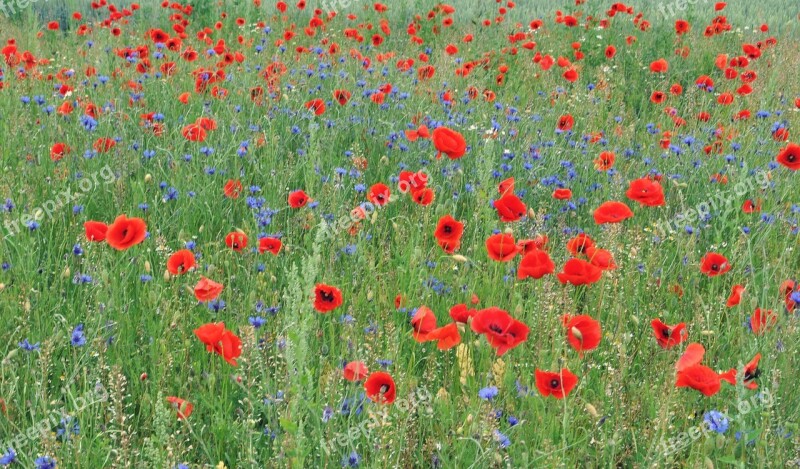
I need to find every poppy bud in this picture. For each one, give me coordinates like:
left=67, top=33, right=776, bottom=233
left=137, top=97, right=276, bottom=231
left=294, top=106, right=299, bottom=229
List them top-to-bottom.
left=144, top=173, right=152, bottom=183
left=199, top=225, right=204, bottom=233
left=504, top=227, right=513, bottom=235
left=451, top=254, right=468, bottom=263
left=144, top=260, right=151, bottom=273
left=63, top=266, right=71, bottom=278
left=164, top=270, right=171, bottom=282
left=0, top=283, right=5, bottom=291
left=367, top=290, right=374, bottom=301
left=24, top=299, right=30, bottom=312
left=631, top=315, right=640, bottom=326
left=571, top=326, right=583, bottom=341
left=140, top=373, right=148, bottom=381
left=585, top=403, right=599, bottom=418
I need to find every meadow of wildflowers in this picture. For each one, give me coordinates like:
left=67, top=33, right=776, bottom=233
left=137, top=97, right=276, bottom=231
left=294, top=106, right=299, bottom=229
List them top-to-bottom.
left=0, top=0, right=799, bottom=467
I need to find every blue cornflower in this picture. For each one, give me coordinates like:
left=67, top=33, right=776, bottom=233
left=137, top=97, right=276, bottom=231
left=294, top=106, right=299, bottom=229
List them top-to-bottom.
left=249, top=316, right=266, bottom=328
left=71, top=324, right=86, bottom=347
left=19, top=338, right=40, bottom=351
left=478, top=386, right=499, bottom=400
left=703, top=410, right=729, bottom=434
left=0, top=448, right=16, bottom=465
left=342, top=451, right=360, bottom=468
left=34, top=456, right=57, bottom=469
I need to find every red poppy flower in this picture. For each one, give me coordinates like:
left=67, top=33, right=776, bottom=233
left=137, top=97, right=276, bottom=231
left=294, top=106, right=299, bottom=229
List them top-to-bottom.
left=649, top=58, right=669, bottom=73
left=333, top=89, right=351, bottom=105
left=305, top=98, right=326, bottom=115
left=557, top=114, right=574, bottom=132
left=181, top=123, right=207, bottom=142
left=431, top=126, right=467, bottom=159
left=50, top=142, right=71, bottom=162
left=776, top=143, right=800, bottom=170
left=398, top=170, right=428, bottom=193
left=498, top=177, right=515, bottom=196
left=626, top=178, right=665, bottom=207
left=223, top=179, right=243, bottom=199
left=368, top=183, right=391, bottom=206
left=411, top=187, right=435, bottom=206
left=552, top=188, right=572, bottom=200
left=288, top=190, right=310, bottom=208
left=493, top=192, right=527, bottom=222
left=742, top=199, right=761, bottom=213
left=593, top=201, right=633, bottom=224
left=106, top=215, right=147, bottom=250
left=434, top=215, right=464, bottom=253
left=84, top=221, right=108, bottom=242
left=225, top=231, right=248, bottom=252
left=485, top=233, right=520, bottom=262
left=566, top=233, right=595, bottom=256
left=518, top=235, right=549, bottom=254
left=258, top=237, right=282, bottom=255
left=586, top=247, right=617, bottom=271
left=167, top=249, right=196, bottom=275
left=517, top=250, right=555, bottom=279
left=700, top=252, right=731, bottom=277
left=557, top=258, right=602, bottom=286
left=194, top=277, right=224, bottom=302
left=314, top=284, right=343, bottom=313
left=726, top=284, right=745, bottom=307
left=449, top=304, right=476, bottom=323
left=411, top=306, right=437, bottom=342
left=470, top=307, right=529, bottom=356
left=751, top=308, right=776, bottom=335
left=563, top=314, right=601, bottom=356
left=651, top=319, right=687, bottom=349
left=193, top=322, right=241, bottom=366
left=194, top=322, right=225, bottom=347
left=427, top=323, right=461, bottom=350
left=676, top=342, right=705, bottom=372
left=743, top=353, right=762, bottom=390
left=343, top=361, right=369, bottom=382
left=676, top=364, right=721, bottom=396
left=535, top=368, right=579, bottom=399
left=364, top=371, right=396, bottom=404
left=166, top=396, right=193, bottom=419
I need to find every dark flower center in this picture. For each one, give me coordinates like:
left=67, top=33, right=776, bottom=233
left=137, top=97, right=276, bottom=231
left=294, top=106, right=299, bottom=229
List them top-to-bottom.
left=321, top=291, right=334, bottom=302
left=489, top=324, right=504, bottom=334
left=744, top=367, right=761, bottom=381
left=550, top=379, right=560, bottom=389
left=380, top=384, right=390, bottom=393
